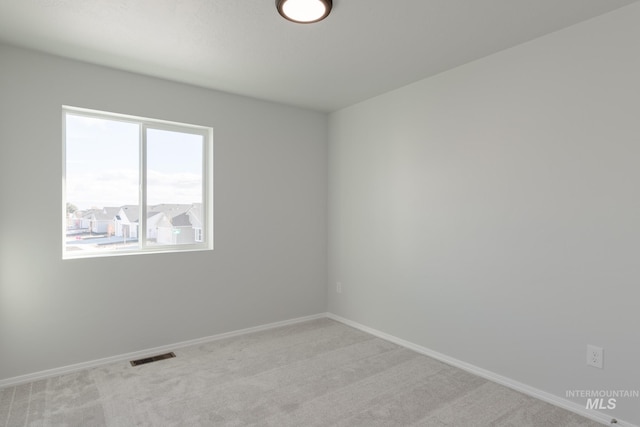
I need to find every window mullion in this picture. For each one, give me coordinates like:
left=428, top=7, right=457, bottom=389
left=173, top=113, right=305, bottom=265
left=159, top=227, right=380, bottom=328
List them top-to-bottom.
left=140, top=124, right=147, bottom=250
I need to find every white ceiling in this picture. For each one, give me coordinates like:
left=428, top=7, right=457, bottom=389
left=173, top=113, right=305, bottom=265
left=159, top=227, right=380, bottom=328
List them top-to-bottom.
left=0, top=0, right=637, bottom=112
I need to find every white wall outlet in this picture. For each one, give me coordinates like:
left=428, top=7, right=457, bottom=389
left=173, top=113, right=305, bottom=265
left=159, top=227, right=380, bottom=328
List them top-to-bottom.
left=336, top=282, right=342, bottom=294
left=587, top=345, right=604, bottom=369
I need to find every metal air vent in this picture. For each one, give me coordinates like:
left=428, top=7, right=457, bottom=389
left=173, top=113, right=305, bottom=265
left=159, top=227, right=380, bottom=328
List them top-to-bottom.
left=130, top=352, right=176, bottom=366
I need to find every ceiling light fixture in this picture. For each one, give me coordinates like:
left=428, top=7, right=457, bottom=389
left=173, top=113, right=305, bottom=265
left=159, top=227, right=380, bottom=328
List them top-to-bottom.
left=276, top=0, right=332, bottom=24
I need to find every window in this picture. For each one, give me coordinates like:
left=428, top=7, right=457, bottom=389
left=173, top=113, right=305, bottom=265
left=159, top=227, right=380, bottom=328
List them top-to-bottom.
left=63, top=106, right=213, bottom=259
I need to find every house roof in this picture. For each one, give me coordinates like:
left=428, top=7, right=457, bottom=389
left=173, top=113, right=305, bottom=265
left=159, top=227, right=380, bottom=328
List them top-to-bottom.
left=117, top=204, right=195, bottom=224
left=150, top=204, right=192, bottom=217
left=151, top=204, right=196, bottom=227
left=185, top=204, right=203, bottom=229
left=118, top=205, right=140, bottom=223
left=93, top=207, right=120, bottom=221
left=81, top=209, right=99, bottom=219
left=171, top=213, right=193, bottom=227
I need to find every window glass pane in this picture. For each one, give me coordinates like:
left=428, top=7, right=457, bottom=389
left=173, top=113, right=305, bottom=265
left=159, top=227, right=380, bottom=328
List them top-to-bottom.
left=63, top=107, right=212, bottom=259
left=65, top=114, right=139, bottom=254
left=145, top=128, right=204, bottom=246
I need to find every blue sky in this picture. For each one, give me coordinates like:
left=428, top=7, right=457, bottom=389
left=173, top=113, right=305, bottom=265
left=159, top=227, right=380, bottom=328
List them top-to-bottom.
left=65, top=113, right=203, bottom=210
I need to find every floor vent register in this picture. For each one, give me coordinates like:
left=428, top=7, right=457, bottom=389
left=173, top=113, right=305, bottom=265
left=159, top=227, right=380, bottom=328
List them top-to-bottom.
left=130, top=352, right=176, bottom=366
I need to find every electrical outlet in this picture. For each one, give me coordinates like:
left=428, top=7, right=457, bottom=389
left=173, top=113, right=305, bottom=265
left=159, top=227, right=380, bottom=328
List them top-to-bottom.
left=336, top=282, right=342, bottom=294
left=587, top=345, right=604, bottom=369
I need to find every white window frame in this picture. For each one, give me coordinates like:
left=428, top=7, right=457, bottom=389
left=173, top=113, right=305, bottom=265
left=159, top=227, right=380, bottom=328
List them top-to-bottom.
left=62, top=106, right=213, bottom=259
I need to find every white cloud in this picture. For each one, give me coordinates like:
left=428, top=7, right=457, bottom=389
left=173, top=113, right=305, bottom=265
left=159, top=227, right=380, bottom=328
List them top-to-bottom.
left=66, top=169, right=202, bottom=209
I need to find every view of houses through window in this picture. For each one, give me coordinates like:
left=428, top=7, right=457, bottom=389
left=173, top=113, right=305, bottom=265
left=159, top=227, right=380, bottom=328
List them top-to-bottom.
left=64, top=108, right=212, bottom=257
left=66, top=204, right=205, bottom=250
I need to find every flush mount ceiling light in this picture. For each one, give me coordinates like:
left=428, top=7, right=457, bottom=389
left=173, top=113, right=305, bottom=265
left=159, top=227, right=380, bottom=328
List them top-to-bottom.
left=276, top=0, right=332, bottom=24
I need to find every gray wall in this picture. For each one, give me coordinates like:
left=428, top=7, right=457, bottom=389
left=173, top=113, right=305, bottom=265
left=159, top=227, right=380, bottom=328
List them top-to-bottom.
left=328, top=3, right=640, bottom=425
left=0, top=44, right=327, bottom=380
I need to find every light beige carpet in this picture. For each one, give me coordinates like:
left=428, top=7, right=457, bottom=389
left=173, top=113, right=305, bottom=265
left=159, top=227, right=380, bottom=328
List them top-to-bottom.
left=1, top=318, right=601, bottom=426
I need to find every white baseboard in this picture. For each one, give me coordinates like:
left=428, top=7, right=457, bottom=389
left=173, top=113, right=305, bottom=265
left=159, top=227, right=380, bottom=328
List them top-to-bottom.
left=2, top=311, right=635, bottom=427
left=0, top=313, right=327, bottom=389
left=326, top=313, right=636, bottom=427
